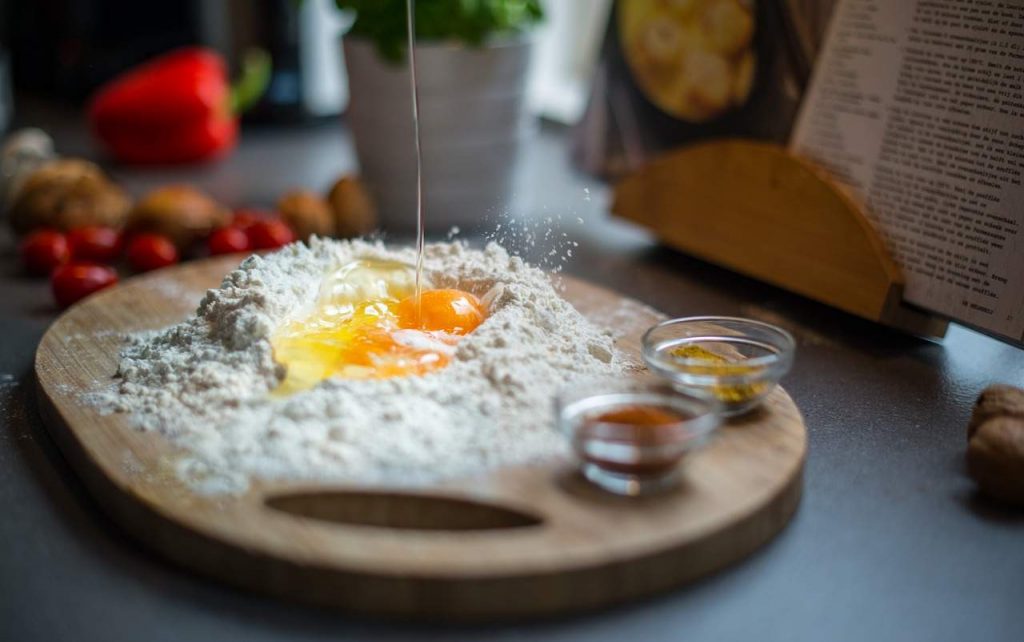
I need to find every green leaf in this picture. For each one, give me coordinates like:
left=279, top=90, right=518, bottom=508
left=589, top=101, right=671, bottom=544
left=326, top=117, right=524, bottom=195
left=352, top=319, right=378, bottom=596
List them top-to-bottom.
left=336, top=0, right=544, bottom=65
left=229, top=48, right=273, bottom=114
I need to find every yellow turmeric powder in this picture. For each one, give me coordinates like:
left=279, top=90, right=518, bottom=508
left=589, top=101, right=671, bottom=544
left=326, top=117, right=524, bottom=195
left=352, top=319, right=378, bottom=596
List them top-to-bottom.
left=670, top=344, right=767, bottom=403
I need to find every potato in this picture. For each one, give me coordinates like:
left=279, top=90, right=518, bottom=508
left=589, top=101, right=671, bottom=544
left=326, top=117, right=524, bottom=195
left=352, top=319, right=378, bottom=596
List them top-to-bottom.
left=665, top=0, right=700, bottom=19
left=701, top=0, right=754, bottom=57
left=640, top=17, right=684, bottom=65
left=680, top=49, right=733, bottom=120
left=732, top=50, right=756, bottom=103
left=8, top=159, right=131, bottom=234
left=327, top=176, right=377, bottom=238
left=126, top=185, right=229, bottom=250
left=277, top=190, right=334, bottom=240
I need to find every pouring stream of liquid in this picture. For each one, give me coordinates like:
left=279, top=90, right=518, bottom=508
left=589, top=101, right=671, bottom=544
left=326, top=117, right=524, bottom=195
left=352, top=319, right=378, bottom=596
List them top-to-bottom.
left=407, top=0, right=425, bottom=323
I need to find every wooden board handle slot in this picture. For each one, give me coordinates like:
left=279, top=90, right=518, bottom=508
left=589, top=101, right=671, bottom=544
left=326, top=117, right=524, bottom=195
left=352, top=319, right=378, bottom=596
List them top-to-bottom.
left=265, top=490, right=544, bottom=531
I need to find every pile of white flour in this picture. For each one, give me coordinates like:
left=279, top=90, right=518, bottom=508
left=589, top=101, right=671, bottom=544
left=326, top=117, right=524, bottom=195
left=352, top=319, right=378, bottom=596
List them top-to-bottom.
left=89, top=239, right=628, bottom=494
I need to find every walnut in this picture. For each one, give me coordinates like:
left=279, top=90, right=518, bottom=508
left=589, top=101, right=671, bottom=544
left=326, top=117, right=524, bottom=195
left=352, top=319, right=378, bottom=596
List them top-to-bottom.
left=8, top=159, right=131, bottom=234
left=327, top=175, right=377, bottom=238
left=126, top=185, right=229, bottom=250
left=277, top=190, right=334, bottom=240
left=967, top=385, right=1024, bottom=507
left=968, top=385, right=1024, bottom=439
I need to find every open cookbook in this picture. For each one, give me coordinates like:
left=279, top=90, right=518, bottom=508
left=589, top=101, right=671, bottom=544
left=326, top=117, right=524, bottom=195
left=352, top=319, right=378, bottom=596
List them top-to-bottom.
left=576, top=0, right=1024, bottom=346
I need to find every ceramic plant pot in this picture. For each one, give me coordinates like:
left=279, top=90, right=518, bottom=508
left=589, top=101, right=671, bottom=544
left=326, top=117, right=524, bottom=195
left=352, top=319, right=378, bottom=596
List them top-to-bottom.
left=343, top=35, right=534, bottom=232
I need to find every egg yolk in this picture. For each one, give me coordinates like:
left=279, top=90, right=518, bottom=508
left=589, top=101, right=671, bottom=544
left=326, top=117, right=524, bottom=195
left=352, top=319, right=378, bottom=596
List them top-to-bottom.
left=270, top=260, right=486, bottom=395
left=396, top=289, right=485, bottom=335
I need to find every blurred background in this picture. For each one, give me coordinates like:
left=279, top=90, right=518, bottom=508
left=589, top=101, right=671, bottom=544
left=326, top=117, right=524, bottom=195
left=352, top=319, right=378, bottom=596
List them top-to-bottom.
left=0, top=0, right=834, bottom=238
left=0, top=0, right=610, bottom=123
left=0, top=0, right=622, bottom=232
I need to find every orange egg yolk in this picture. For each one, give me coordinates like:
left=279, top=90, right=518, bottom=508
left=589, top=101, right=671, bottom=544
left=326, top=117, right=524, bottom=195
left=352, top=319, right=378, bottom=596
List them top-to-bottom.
left=270, top=263, right=486, bottom=395
left=396, top=289, right=485, bottom=335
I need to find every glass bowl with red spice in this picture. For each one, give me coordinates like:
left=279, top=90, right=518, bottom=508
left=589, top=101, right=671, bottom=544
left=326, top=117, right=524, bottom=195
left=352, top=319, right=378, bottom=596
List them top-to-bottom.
left=642, top=316, right=795, bottom=416
left=557, top=380, right=721, bottom=496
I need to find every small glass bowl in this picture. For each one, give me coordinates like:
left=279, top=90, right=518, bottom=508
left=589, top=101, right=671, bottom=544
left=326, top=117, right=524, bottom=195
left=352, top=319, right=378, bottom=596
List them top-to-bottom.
left=642, top=316, right=795, bottom=416
left=556, top=380, right=721, bottom=496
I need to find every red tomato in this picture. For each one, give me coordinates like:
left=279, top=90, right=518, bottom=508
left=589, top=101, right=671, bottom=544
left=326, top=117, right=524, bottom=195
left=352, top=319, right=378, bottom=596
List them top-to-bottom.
left=229, top=209, right=271, bottom=230
left=248, top=219, right=295, bottom=250
left=67, top=226, right=123, bottom=263
left=208, top=226, right=252, bottom=255
left=20, top=229, right=70, bottom=276
left=126, top=234, right=179, bottom=272
left=51, top=263, right=118, bottom=308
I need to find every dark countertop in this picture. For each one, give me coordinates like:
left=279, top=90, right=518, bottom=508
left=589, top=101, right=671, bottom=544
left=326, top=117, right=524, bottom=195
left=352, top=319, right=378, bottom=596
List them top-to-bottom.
left=2, top=103, right=1022, bottom=642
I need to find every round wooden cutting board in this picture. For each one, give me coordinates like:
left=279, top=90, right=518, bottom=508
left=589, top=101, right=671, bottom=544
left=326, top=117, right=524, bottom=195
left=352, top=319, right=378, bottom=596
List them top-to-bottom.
left=35, top=255, right=806, bottom=621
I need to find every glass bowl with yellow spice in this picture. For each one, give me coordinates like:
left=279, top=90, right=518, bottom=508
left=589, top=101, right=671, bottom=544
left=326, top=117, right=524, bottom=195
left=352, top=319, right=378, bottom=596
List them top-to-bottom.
left=642, top=317, right=795, bottom=416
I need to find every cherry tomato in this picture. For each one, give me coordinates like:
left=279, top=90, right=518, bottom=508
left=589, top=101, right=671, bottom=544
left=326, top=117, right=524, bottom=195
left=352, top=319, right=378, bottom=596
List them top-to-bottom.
left=229, top=209, right=271, bottom=231
left=248, top=219, right=295, bottom=250
left=67, top=226, right=123, bottom=263
left=208, top=226, right=252, bottom=255
left=19, top=229, right=70, bottom=276
left=126, top=234, right=179, bottom=272
left=51, top=263, right=118, bottom=308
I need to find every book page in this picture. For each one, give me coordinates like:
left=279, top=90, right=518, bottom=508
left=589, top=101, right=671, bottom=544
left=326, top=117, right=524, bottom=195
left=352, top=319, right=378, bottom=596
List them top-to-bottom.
left=790, top=0, right=1024, bottom=344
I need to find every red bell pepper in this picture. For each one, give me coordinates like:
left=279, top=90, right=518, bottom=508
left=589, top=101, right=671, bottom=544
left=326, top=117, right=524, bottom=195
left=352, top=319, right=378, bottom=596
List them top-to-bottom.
left=88, top=47, right=269, bottom=165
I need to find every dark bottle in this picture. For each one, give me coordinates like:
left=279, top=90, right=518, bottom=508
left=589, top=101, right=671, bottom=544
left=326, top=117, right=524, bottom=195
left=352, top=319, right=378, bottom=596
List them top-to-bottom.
left=0, top=0, right=11, bottom=133
left=4, top=0, right=344, bottom=122
left=205, top=0, right=346, bottom=123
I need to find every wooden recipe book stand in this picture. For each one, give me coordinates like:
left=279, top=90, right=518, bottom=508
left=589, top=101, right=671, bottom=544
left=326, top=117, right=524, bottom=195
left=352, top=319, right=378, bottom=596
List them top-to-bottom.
left=611, top=139, right=948, bottom=339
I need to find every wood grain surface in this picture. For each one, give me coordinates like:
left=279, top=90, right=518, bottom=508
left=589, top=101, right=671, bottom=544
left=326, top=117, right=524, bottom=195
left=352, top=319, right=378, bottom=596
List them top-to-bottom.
left=612, top=139, right=947, bottom=339
left=35, top=255, right=806, bottom=621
